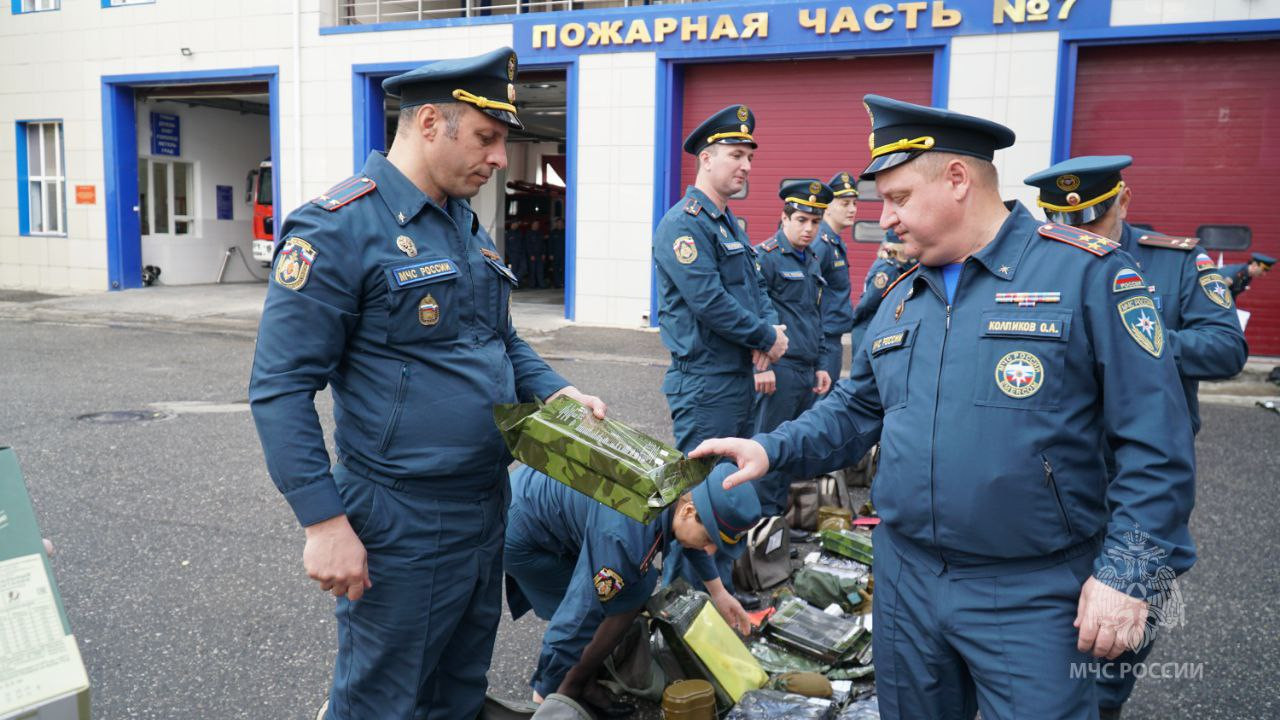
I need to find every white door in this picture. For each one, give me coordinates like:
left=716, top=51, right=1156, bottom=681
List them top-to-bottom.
left=138, top=158, right=194, bottom=240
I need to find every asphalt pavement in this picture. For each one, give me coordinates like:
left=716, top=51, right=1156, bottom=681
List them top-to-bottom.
left=0, top=286, right=1276, bottom=719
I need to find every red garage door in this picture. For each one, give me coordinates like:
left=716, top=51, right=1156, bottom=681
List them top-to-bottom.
left=1072, top=40, right=1280, bottom=355
left=680, top=54, right=933, bottom=300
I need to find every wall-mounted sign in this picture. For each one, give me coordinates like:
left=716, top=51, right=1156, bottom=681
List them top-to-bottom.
left=516, top=0, right=1112, bottom=58
left=150, top=112, right=180, bottom=156
left=75, top=185, right=96, bottom=205
left=216, top=185, right=233, bottom=220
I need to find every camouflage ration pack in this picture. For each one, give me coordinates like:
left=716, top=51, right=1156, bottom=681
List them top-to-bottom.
left=495, top=396, right=711, bottom=522
left=818, top=528, right=874, bottom=566
left=764, top=597, right=868, bottom=664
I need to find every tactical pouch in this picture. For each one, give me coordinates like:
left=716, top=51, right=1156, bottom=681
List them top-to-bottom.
left=495, top=396, right=711, bottom=522
left=731, top=516, right=792, bottom=591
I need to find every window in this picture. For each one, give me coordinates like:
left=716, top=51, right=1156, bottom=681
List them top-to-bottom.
left=16, top=0, right=60, bottom=12
left=103, top=0, right=154, bottom=6
left=17, top=121, right=66, bottom=236
left=139, top=158, right=195, bottom=237
left=1196, top=224, right=1252, bottom=251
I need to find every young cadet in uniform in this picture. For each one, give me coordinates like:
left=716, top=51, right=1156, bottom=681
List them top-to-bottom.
left=248, top=48, right=607, bottom=720
left=693, top=95, right=1197, bottom=720
left=653, top=105, right=788, bottom=455
left=1026, top=156, right=1247, bottom=718
left=813, top=171, right=858, bottom=386
left=749, top=180, right=835, bottom=515
left=849, top=232, right=912, bottom=356
left=1221, top=252, right=1275, bottom=297
left=504, top=463, right=761, bottom=713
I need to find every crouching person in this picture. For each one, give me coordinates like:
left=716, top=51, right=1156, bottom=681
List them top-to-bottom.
left=504, top=462, right=761, bottom=715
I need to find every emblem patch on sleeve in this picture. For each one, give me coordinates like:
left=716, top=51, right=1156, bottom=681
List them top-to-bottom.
left=674, top=236, right=698, bottom=265
left=274, top=237, right=316, bottom=290
left=1195, top=253, right=1216, bottom=272
left=1112, top=268, right=1145, bottom=294
left=873, top=271, right=889, bottom=289
left=1198, top=272, right=1234, bottom=309
left=1117, top=295, right=1165, bottom=358
left=995, top=351, right=1044, bottom=398
left=594, top=567, right=624, bottom=602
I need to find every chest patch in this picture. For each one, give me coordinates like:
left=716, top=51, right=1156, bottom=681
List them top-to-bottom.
left=720, top=240, right=745, bottom=253
left=389, top=259, right=458, bottom=289
left=780, top=270, right=805, bottom=280
left=984, top=318, right=1063, bottom=339
left=871, top=329, right=909, bottom=355
left=995, top=350, right=1044, bottom=398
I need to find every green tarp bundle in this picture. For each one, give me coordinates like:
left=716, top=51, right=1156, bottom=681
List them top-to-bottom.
left=495, top=396, right=711, bottom=523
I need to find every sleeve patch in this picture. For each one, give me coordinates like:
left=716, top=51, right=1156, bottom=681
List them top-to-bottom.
left=1038, top=223, right=1119, bottom=257
left=674, top=236, right=698, bottom=264
left=274, top=237, right=316, bottom=290
left=1195, top=253, right=1217, bottom=272
left=1112, top=268, right=1146, bottom=294
left=872, top=271, right=889, bottom=289
left=1198, top=272, right=1234, bottom=309
left=1117, top=295, right=1165, bottom=358
left=594, top=567, right=624, bottom=602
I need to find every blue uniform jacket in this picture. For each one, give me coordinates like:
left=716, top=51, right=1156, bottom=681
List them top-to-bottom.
left=249, top=152, right=569, bottom=527
left=653, top=187, right=779, bottom=374
left=756, top=203, right=1197, bottom=594
left=814, top=221, right=855, bottom=337
left=1118, top=223, right=1247, bottom=433
left=756, top=230, right=829, bottom=370
left=849, top=256, right=909, bottom=355
left=508, top=465, right=716, bottom=692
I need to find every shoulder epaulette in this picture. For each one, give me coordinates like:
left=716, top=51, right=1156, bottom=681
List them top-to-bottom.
left=312, top=176, right=376, bottom=211
left=683, top=198, right=701, bottom=216
left=1037, top=223, right=1119, bottom=257
left=1138, top=234, right=1199, bottom=251
left=761, top=238, right=779, bottom=252
left=881, top=264, right=918, bottom=298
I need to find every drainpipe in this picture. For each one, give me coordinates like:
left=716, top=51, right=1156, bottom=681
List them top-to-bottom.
left=293, top=0, right=303, bottom=211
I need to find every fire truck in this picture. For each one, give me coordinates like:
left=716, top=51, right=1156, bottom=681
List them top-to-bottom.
left=246, top=157, right=274, bottom=265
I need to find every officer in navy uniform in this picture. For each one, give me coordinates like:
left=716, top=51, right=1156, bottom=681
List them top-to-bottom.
left=248, top=47, right=607, bottom=720
left=692, top=95, right=1197, bottom=720
left=652, top=104, right=788, bottom=454
left=1026, top=156, right=1247, bottom=718
left=814, top=171, right=858, bottom=386
left=749, top=180, right=834, bottom=515
left=548, top=216, right=566, bottom=288
left=527, top=217, right=549, bottom=289
left=506, top=218, right=529, bottom=284
left=849, top=231, right=912, bottom=356
left=1220, top=252, right=1275, bottom=297
left=504, top=463, right=761, bottom=713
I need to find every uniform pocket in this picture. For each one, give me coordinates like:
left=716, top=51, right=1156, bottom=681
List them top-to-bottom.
left=483, top=255, right=517, bottom=333
left=383, top=258, right=462, bottom=344
left=973, top=309, right=1072, bottom=411
left=868, top=321, right=917, bottom=412
left=377, top=363, right=409, bottom=454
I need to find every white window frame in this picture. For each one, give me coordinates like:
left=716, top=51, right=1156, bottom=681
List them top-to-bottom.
left=20, top=0, right=60, bottom=12
left=22, top=121, right=67, bottom=237
left=139, top=157, right=198, bottom=238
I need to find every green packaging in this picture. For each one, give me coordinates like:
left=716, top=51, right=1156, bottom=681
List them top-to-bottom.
left=494, top=396, right=711, bottom=523
left=818, top=528, right=874, bottom=566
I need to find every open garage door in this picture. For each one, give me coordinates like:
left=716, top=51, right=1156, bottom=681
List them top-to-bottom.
left=1071, top=39, right=1280, bottom=354
left=679, top=54, right=933, bottom=298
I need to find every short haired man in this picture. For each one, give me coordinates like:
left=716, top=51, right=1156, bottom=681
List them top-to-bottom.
left=813, top=171, right=859, bottom=385
left=1220, top=252, right=1275, bottom=297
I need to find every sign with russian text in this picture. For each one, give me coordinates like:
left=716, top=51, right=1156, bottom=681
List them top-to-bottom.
left=516, top=0, right=1111, bottom=58
left=150, top=112, right=180, bottom=157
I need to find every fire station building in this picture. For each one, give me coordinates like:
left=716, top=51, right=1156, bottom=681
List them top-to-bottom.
left=1, top=1, right=1278, bottom=352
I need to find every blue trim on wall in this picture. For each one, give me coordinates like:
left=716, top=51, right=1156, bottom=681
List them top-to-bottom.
left=101, top=0, right=155, bottom=7
left=1051, top=19, right=1280, bottom=163
left=931, top=43, right=950, bottom=107
left=648, top=59, right=683, bottom=329
left=563, top=61, right=579, bottom=322
left=101, top=66, right=279, bottom=291
left=268, top=73, right=281, bottom=244
left=14, top=122, right=29, bottom=236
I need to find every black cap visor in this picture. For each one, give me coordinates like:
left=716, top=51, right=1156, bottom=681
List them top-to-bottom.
left=1043, top=196, right=1116, bottom=227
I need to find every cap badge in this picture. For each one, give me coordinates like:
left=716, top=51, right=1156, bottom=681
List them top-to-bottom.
left=507, top=55, right=517, bottom=81
left=507, top=83, right=517, bottom=104
left=736, top=105, right=749, bottom=122
left=841, top=172, right=850, bottom=183
left=1056, top=174, right=1081, bottom=192
left=808, top=181, right=821, bottom=194
left=1066, top=192, right=1081, bottom=207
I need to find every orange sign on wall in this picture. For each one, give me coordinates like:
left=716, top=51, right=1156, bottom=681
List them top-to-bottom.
left=75, top=185, right=96, bottom=205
